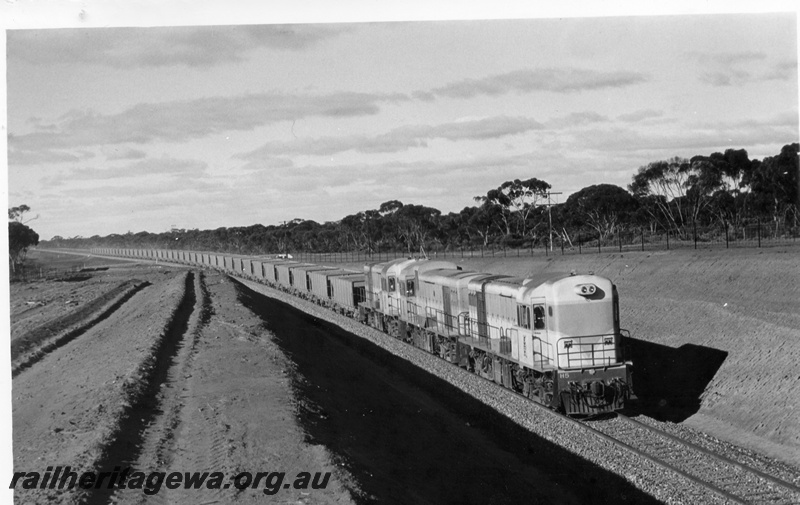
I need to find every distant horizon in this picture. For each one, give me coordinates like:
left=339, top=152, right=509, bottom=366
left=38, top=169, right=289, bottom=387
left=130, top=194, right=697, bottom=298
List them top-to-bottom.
left=5, top=5, right=799, bottom=241
left=32, top=139, right=799, bottom=241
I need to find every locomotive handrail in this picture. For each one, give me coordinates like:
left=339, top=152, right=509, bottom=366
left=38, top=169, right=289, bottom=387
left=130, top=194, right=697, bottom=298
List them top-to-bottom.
left=385, top=296, right=402, bottom=317
left=420, top=305, right=461, bottom=337
left=556, top=334, right=620, bottom=368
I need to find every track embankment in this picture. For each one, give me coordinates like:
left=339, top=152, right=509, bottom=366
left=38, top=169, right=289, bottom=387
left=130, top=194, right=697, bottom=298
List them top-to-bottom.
left=12, top=271, right=192, bottom=504
left=233, top=276, right=730, bottom=504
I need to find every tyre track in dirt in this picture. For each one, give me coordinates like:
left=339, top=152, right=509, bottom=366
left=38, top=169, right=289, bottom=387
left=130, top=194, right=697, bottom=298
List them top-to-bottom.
left=85, top=271, right=203, bottom=505
left=98, top=271, right=354, bottom=505
left=12, top=272, right=191, bottom=505
left=156, top=273, right=356, bottom=505
left=12, top=281, right=151, bottom=378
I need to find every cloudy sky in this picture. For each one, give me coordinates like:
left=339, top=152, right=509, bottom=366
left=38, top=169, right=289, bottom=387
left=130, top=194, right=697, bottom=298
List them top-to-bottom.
left=4, top=4, right=798, bottom=240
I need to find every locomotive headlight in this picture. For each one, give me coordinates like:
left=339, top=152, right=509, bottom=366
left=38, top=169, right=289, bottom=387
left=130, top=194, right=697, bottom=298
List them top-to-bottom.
left=575, top=284, right=597, bottom=296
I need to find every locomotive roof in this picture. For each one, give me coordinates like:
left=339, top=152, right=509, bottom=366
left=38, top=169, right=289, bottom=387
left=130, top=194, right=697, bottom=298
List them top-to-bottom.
left=379, top=258, right=417, bottom=275
left=398, top=260, right=459, bottom=277
left=293, top=264, right=338, bottom=273
left=307, top=268, right=359, bottom=277
left=420, top=268, right=477, bottom=280
left=521, top=272, right=571, bottom=289
left=330, top=273, right=366, bottom=286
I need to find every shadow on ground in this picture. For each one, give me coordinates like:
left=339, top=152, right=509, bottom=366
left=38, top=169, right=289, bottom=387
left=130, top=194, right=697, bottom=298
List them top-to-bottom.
left=236, top=281, right=663, bottom=505
left=625, top=337, right=727, bottom=422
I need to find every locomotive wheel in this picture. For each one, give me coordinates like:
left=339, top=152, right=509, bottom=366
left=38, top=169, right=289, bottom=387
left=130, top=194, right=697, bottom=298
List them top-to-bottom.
left=538, top=388, right=554, bottom=407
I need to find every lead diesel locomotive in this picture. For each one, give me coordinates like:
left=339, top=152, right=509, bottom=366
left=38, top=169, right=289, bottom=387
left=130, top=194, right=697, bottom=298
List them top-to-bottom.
left=90, top=248, right=633, bottom=416
left=361, top=258, right=633, bottom=416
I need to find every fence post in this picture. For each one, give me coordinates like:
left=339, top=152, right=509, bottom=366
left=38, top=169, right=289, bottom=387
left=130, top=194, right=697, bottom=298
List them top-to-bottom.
left=757, top=219, right=761, bottom=247
left=725, top=220, right=729, bottom=249
left=693, top=221, right=697, bottom=249
left=641, top=228, right=644, bottom=251
left=666, top=229, right=669, bottom=250
left=597, top=233, right=601, bottom=254
left=618, top=233, right=622, bottom=253
left=578, top=235, right=582, bottom=254
left=561, top=238, right=564, bottom=255
left=545, top=239, right=549, bottom=257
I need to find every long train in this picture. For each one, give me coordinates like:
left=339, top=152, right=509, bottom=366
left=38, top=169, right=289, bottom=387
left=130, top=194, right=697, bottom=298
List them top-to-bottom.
left=90, top=247, right=634, bottom=416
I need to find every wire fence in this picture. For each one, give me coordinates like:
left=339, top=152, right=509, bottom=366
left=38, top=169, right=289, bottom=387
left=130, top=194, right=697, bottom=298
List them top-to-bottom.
left=34, top=219, right=799, bottom=269
left=292, top=220, right=800, bottom=264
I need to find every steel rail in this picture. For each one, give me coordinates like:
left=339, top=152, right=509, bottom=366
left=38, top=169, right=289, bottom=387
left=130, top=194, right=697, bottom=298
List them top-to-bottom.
left=86, top=249, right=799, bottom=504
left=616, top=414, right=800, bottom=498
left=579, top=417, right=748, bottom=504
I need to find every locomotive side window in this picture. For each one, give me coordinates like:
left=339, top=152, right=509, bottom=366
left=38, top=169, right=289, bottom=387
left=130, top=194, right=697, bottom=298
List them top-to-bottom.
left=388, top=276, right=396, bottom=292
left=406, top=279, right=415, bottom=296
left=517, top=305, right=531, bottom=329
left=533, top=305, right=545, bottom=330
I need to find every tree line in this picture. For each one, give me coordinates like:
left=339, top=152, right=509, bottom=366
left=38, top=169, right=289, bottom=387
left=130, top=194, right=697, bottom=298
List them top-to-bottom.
left=41, top=143, right=798, bottom=255
left=8, top=205, right=40, bottom=272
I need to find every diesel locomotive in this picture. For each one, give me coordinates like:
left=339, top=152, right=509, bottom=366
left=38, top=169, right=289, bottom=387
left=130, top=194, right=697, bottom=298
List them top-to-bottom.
left=90, top=247, right=634, bottom=416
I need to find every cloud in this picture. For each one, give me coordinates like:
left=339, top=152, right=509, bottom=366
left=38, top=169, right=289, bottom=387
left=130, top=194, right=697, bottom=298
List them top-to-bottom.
left=8, top=24, right=347, bottom=68
left=688, top=51, right=767, bottom=66
left=689, top=51, right=796, bottom=87
left=761, top=60, right=798, bottom=82
left=425, top=68, right=648, bottom=99
left=699, top=69, right=753, bottom=87
left=9, top=91, right=406, bottom=162
left=616, top=109, right=664, bottom=123
left=545, top=112, right=608, bottom=129
left=579, top=115, right=798, bottom=154
left=238, top=116, right=544, bottom=160
left=7, top=146, right=95, bottom=165
left=103, top=147, right=147, bottom=160
left=239, top=156, right=295, bottom=171
left=41, top=157, right=209, bottom=188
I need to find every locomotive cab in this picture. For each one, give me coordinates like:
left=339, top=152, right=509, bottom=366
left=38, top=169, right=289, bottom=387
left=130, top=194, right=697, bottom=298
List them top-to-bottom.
left=517, top=274, right=632, bottom=415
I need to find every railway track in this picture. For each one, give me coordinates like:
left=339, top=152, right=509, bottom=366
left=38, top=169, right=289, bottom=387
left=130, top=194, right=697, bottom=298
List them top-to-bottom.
left=87, top=252, right=800, bottom=503
left=586, top=414, right=800, bottom=504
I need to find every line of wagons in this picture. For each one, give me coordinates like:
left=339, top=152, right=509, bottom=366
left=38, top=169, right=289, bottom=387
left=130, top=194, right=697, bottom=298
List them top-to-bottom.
left=92, top=247, right=634, bottom=417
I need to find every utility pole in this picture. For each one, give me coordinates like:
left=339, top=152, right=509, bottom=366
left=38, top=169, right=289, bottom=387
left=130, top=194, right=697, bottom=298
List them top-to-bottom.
left=541, top=191, right=562, bottom=252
